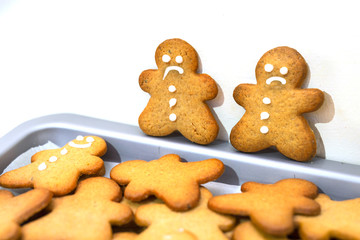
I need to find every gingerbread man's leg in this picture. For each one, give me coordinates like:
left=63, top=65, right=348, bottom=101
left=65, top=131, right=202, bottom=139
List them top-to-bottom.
left=138, top=102, right=177, bottom=137
left=177, top=104, right=219, bottom=145
left=230, top=114, right=271, bottom=152
left=274, top=118, right=317, bottom=161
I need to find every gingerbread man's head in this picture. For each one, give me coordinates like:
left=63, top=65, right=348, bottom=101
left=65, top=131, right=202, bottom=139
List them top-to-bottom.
left=155, top=38, right=198, bottom=80
left=255, top=46, right=307, bottom=89
left=66, top=135, right=107, bottom=156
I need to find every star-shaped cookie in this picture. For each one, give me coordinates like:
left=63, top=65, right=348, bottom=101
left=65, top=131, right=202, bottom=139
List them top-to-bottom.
left=0, top=135, right=106, bottom=196
left=110, top=154, right=224, bottom=211
left=22, top=177, right=133, bottom=240
left=208, top=178, right=320, bottom=236
left=133, top=187, right=235, bottom=240
left=0, top=189, right=52, bottom=240
left=295, top=193, right=360, bottom=240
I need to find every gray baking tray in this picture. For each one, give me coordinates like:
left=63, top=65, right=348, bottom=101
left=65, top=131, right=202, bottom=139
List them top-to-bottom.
left=0, top=113, right=359, bottom=200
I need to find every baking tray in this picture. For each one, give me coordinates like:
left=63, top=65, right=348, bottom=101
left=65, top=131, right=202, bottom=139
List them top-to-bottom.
left=0, top=113, right=360, bottom=200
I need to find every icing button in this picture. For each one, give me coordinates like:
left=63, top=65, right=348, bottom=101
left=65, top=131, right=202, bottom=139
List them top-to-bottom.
left=168, top=85, right=176, bottom=93
left=262, top=97, right=271, bottom=104
left=169, top=98, right=177, bottom=108
left=260, top=112, right=270, bottom=120
left=169, top=113, right=177, bottom=122
left=260, top=126, right=269, bottom=134
left=60, top=148, right=68, bottom=155
left=49, top=156, right=57, bottom=162
left=38, top=162, right=47, bottom=171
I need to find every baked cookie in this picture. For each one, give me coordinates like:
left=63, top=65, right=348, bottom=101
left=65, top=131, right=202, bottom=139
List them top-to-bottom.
left=138, top=38, right=219, bottom=145
left=230, top=46, right=324, bottom=161
left=0, top=135, right=106, bottom=196
left=110, top=154, right=224, bottom=211
left=22, top=177, right=133, bottom=240
left=208, top=178, right=320, bottom=236
left=133, top=188, right=235, bottom=240
left=0, top=189, right=52, bottom=240
left=295, top=193, right=360, bottom=240
left=232, top=221, right=290, bottom=240
left=112, top=231, right=197, bottom=240
left=112, top=232, right=138, bottom=240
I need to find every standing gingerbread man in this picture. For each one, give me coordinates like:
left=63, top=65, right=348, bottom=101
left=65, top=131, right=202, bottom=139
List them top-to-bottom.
left=138, top=38, right=219, bottom=145
left=230, top=46, right=324, bottom=161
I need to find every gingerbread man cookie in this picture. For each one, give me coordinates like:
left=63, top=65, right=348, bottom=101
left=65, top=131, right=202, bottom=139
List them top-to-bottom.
left=138, top=38, right=219, bottom=145
left=230, top=46, right=324, bottom=161
left=0, top=135, right=107, bottom=196
left=110, top=154, right=224, bottom=211
left=22, top=177, right=133, bottom=240
left=208, top=178, right=320, bottom=237
left=133, top=188, right=235, bottom=240
left=0, top=189, right=52, bottom=240
left=295, top=194, right=360, bottom=240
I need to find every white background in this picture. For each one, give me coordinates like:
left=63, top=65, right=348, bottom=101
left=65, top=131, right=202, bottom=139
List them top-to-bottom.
left=0, top=0, right=359, bottom=164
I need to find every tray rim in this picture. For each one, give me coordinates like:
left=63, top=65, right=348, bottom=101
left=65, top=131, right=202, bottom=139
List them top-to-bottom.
left=1, top=113, right=360, bottom=200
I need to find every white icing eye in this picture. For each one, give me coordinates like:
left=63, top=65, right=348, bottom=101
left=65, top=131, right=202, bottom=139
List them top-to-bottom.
left=162, top=54, right=171, bottom=63
left=175, top=55, right=183, bottom=63
left=264, top=64, right=274, bottom=72
left=280, top=66, right=288, bottom=75
left=76, top=135, right=84, bottom=141
left=86, top=137, right=95, bottom=143
left=49, top=156, right=57, bottom=162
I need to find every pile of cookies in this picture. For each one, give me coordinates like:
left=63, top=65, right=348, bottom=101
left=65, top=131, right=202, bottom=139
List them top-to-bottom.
left=0, top=135, right=359, bottom=240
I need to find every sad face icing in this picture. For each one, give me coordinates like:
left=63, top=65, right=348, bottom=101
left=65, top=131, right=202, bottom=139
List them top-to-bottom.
left=138, top=38, right=219, bottom=145
left=230, top=46, right=324, bottom=161
left=0, top=136, right=107, bottom=196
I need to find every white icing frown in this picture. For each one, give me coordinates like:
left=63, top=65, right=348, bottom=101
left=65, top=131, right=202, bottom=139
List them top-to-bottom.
left=163, top=66, right=184, bottom=80
left=266, top=76, right=286, bottom=85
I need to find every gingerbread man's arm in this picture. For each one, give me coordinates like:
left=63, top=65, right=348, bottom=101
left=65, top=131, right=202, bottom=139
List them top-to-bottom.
left=139, top=69, right=160, bottom=94
left=197, top=73, right=218, bottom=101
left=233, top=84, right=257, bottom=109
left=294, top=89, right=324, bottom=114
left=31, top=149, right=57, bottom=162
left=75, top=155, right=104, bottom=175
left=0, top=164, right=35, bottom=188
left=135, top=203, right=171, bottom=227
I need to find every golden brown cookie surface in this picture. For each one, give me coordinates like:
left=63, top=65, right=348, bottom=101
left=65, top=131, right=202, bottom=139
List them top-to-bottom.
left=139, top=38, right=219, bottom=145
left=230, top=46, right=324, bottom=161
left=0, top=135, right=106, bottom=196
left=110, top=154, right=224, bottom=211
left=22, top=177, right=133, bottom=240
left=208, top=178, right=320, bottom=236
left=134, top=188, right=235, bottom=240
left=0, top=189, right=52, bottom=240
left=295, top=194, right=360, bottom=240
left=232, top=221, right=290, bottom=240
